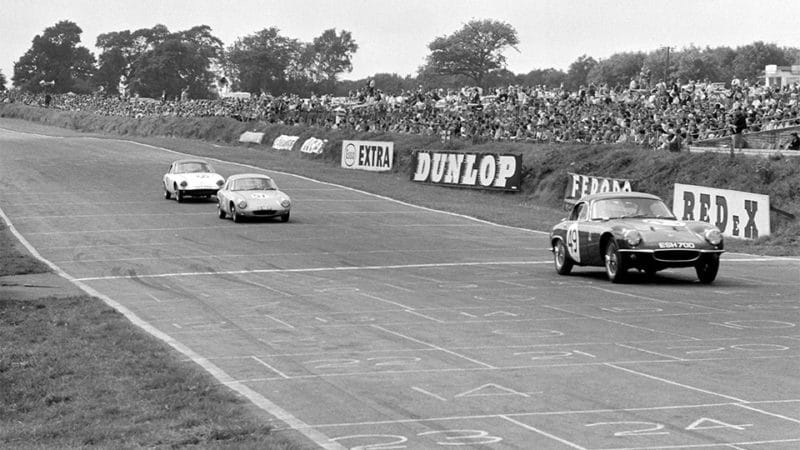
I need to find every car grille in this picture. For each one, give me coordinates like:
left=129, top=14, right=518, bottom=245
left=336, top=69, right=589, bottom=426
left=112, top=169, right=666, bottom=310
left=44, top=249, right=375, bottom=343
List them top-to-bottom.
left=252, top=210, right=276, bottom=216
left=654, top=250, right=700, bottom=263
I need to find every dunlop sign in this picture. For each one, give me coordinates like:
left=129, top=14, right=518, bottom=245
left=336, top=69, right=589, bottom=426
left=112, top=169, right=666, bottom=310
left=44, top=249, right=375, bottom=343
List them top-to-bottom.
left=341, top=140, right=393, bottom=171
left=411, top=151, right=522, bottom=191
left=565, top=172, right=632, bottom=203
left=673, top=183, right=770, bottom=239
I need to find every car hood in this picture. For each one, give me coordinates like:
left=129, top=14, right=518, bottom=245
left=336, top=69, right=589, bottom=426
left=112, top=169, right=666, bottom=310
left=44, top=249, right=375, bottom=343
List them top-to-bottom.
left=173, top=172, right=224, bottom=184
left=230, top=190, right=290, bottom=206
left=611, top=218, right=715, bottom=243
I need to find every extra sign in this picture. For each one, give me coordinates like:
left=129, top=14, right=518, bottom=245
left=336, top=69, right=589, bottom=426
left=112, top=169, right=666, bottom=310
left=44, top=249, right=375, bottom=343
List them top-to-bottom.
left=341, top=140, right=394, bottom=172
left=411, top=151, right=522, bottom=191
left=565, top=172, right=632, bottom=203
left=673, top=183, right=770, bottom=239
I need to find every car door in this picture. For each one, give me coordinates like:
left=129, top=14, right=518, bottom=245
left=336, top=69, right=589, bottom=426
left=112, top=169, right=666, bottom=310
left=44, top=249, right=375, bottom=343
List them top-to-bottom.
left=565, top=201, right=589, bottom=264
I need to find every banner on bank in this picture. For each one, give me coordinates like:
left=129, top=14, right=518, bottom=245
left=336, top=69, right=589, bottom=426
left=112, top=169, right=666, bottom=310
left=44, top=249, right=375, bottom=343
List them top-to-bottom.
left=272, top=135, right=299, bottom=151
left=300, top=137, right=327, bottom=154
left=341, top=140, right=394, bottom=171
left=411, top=151, right=522, bottom=191
left=565, top=172, right=633, bottom=203
left=672, top=183, right=770, bottom=239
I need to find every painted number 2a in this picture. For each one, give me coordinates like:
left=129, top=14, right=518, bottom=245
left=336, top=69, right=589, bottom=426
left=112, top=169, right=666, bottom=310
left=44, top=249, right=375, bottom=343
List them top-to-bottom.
left=586, top=418, right=752, bottom=437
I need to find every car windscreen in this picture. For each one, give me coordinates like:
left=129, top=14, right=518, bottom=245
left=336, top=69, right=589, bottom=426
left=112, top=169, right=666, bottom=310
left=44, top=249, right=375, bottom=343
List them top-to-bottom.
left=175, top=162, right=212, bottom=173
left=230, top=178, right=277, bottom=191
left=591, top=197, right=675, bottom=220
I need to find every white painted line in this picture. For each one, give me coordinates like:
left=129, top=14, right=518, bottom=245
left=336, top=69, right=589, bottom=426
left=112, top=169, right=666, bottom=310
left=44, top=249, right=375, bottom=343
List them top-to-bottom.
left=0, top=203, right=344, bottom=450
left=15, top=212, right=211, bottom=219
left=27, top=225, right=232, bottom=235
left=73, top=260, right=549, bottom=281
left=246, top=281, right=293, bottom=297
left=382, top=282, right=413, bottom=292
left=590, top=286, right=733, bottom=313
left=358, top=292, right=414, bottom=310
left=543, top=305, right=699, bottom=340
left=404, top=309, right=445, bottom=323
left=264, top=315, right=295, bottom=329
left=371, top=325, right=497, bottom=369
left=615, top=343, right=685, bottom=361
left=250, top=356, right=290, bottom=379
left=605, top=363, right=750, bottom=403
left=411, top=386, right=447, bottom=402
left=733, top=403, right=800, bottom=425
left=499, top=415, right=587, bottom=449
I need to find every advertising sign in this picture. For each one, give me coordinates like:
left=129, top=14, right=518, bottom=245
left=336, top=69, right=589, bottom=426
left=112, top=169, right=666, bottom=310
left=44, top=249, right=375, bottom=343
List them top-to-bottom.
left=272, top=135, right=299, bottom=151
left=341, top=140, right=394, bottom=172
left=411, top=151, right=521, bottom=191
left=565, top=172, right=632, bottom=204
left=673, top=183, right=770, bottom=239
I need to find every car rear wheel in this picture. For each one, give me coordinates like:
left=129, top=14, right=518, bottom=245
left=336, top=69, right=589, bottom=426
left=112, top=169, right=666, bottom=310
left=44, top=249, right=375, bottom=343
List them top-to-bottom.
left=217, top=203, right=226, bottom=219
left=231, top=204, right=241, bottom=223
left=280, top=212, right=290, bottom=223
left=553, top=239, right=573, bottom=275
left=604, top=240, right=627, bottom=283
left=695, top=255, right=719, bottom=284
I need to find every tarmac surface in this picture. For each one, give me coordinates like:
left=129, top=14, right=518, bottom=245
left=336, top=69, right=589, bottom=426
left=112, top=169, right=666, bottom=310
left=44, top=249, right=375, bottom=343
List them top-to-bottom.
left=1, top=120, right=799, bottom=449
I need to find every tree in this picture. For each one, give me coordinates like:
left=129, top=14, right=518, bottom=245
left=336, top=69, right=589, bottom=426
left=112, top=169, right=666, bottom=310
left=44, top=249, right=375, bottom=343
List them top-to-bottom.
left=420, top=19, right=519, bottom=87
left=12, top=20, right=96, bottom=93
left=96, top=24, right=222, bottom=98
left=223, top=27, right=303, bottom=95
left=303, top=28, right=358, bottom=85
left=731, top=41, right=791, bottom=82
left=587, top=52, right=646, bottom=88
left=565, top=55, right=597, bottom=90
left=515, top=68, right=567, bottom=88
left=0, top=70, right=7, bottom=91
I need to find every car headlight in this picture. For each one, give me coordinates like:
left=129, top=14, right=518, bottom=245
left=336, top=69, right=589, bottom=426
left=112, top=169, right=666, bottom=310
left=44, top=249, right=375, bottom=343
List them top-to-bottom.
left=216, top=179, right=224, bottom=187
left=180, top=180, right=188, bottom=187
left=280, top=199, right=291, bottom=208
left=237, top=200, right=247, bottom=209
left=704, top=228, right=723, bottom=245
left=624, top=230, right=642, bottom=246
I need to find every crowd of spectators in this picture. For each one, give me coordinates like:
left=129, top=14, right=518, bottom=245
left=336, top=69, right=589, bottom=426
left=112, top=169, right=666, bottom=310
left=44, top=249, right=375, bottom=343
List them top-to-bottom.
left=3, top=76, right=800, bottom=149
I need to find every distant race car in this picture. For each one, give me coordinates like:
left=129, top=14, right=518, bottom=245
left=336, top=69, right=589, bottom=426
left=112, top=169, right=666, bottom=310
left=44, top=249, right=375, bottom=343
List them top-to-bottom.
left=163, top=159, right=225, bottom=202
left=217, top=173, right=291, bottom=223
left=550, top=191, right=724, bottom=283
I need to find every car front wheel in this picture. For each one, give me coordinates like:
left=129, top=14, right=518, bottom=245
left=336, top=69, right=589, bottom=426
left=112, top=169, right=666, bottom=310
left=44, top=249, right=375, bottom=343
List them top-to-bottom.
left=163, top=185, right=171, bottom=200
left=176, top=188, right=184, bottom=203
left=217, top=203, right=226, bottom=219
left=231, top=204, right=241, bottom=223
left=280, top=212, right=290, bottom=223
left=553, top=239, right=573, bottom=275
left=604, top=240, right=627, bottom=283
left=695, top=255, right=719, bottom=284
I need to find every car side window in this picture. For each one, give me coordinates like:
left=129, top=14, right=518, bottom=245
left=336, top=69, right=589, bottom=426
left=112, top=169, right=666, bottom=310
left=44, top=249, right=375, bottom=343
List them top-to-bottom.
left=569, top=202, right=587, bottom=221
left=577, top=203, right=589, bottom=221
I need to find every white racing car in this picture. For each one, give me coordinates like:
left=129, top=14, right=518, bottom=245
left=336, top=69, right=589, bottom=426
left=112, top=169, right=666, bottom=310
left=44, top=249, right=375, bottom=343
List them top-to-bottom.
left=163, top=159, right=225, bottom=202
left=217, top=173, right=291, bottom=223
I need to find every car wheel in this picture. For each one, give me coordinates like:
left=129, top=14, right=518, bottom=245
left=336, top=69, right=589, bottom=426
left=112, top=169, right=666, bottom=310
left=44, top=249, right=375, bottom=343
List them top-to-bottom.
left=163, top=185, right=171, bottom=200
left=176, top=188, right=184, bottom=203
left=217, top=203, right=226, bottom=219
left=231, top=204, right=241, bottom=223
left=280, top=212, right=290, bottom=223
left=553, top=239, right=573, bottom=275
left=604, top=240, right=627, bottom=283
left=695, top=255, right=719, bottom=284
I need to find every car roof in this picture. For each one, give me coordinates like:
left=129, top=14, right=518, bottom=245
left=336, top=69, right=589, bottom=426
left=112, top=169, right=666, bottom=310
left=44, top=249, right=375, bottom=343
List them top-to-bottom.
left=227, top=173, right=272, bottom=181
left=579, top=191, right=663, bottom=202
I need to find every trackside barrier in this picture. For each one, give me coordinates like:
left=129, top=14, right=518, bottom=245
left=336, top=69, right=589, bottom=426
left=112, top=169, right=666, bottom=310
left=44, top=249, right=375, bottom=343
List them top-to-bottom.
left=688, top=146, right=800, bottom=158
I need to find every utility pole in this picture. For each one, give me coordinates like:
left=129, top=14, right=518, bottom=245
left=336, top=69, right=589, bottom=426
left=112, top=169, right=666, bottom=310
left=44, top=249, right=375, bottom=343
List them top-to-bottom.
left=664, top=46, right=672, bottom=84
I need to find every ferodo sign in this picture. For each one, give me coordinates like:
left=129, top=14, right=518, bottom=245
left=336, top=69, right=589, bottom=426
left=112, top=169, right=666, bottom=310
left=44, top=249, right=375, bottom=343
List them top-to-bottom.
left=341, top=140, right=393, bottom=171
left=411, top=151, right=521, bottom=191
left=565, top=172, right=632, bottom=203
left=673, top=183, right=770, bottom=239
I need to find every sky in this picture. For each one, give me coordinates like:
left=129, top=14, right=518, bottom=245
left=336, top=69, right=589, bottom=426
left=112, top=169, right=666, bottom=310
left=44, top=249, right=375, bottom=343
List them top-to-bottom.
left=2, top=0, right=800, bottom=86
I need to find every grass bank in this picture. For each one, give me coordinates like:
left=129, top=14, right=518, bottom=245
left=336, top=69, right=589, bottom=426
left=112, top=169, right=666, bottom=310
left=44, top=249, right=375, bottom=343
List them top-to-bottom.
left=2, top=103, right=796, bottom=255
left=0, top=222, right=308, bottom=448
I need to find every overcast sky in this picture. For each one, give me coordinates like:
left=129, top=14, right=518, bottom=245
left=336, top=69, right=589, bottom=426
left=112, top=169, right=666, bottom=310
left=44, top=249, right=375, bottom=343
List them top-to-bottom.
left=2, top=0, right=799, bottom=85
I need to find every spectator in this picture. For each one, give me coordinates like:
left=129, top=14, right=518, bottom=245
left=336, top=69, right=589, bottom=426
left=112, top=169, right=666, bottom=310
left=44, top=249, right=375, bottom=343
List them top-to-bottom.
left=787, top=131, right=800, bottom=150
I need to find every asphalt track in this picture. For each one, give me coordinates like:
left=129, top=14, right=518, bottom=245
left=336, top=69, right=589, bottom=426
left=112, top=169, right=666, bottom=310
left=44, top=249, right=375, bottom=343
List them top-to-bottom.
left=1, top=120, right=799, bottom=449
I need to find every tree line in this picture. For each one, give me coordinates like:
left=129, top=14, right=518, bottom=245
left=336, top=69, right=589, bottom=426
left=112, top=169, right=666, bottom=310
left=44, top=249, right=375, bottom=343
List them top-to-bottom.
left=3, top=19, right=798, bottom=98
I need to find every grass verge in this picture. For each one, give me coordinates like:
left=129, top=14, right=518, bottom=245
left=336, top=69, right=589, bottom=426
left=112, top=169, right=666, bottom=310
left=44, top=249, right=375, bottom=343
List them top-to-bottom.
left=0, top=222, right=309, bottom=449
